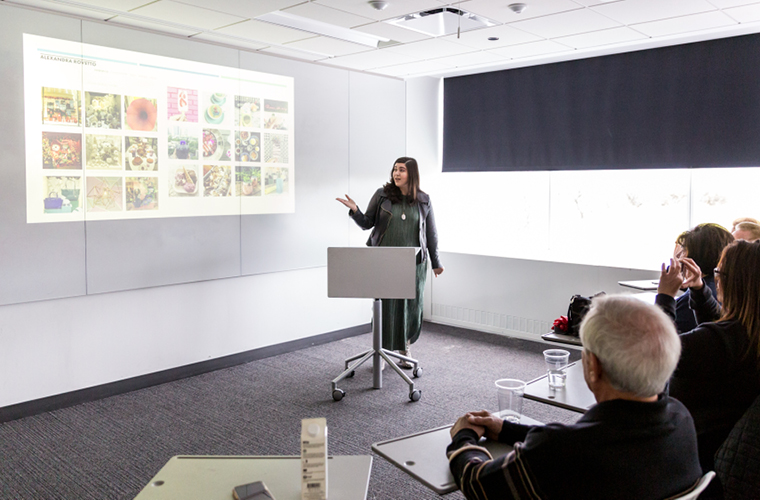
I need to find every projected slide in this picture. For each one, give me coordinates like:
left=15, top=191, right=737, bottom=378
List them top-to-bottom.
left=24, top=34, right=295, bottom=223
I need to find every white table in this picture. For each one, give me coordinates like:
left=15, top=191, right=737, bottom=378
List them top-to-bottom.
left=618, top=279, right=659, bottom=291
left=541, top=331, right=582, bottom=347
left=523, top=362, right=596, bottom=413
left=372, top=415, right=543, bottom=495
left=133, top=455, right=372, bottom=500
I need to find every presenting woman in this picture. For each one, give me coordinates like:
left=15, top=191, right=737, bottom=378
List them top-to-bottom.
left=336, top=157, right=443, bottom=368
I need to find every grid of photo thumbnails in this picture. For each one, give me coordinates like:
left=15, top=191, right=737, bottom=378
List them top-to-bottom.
left=41, top=87, right=291, bottom=214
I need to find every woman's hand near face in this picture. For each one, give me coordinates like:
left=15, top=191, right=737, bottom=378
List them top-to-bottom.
left=336, top=194, right=358, bottom=213
left=673, top=243, right=685, bottom=260
left=680, top=257, right=704, bottom=290
left=658, top=258, right=684, bottom=297
left=433, top=267, right=444, bottom=277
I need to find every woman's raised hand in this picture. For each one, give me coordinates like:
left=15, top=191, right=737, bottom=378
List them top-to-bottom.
left=336, top=194, right=358, bottom=213
left=680, top=257, right=704, bottom=290
left=657, top=258, right=684, bottom=297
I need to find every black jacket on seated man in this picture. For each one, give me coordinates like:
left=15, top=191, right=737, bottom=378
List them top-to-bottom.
left=447, top=395, right=703, bottom=500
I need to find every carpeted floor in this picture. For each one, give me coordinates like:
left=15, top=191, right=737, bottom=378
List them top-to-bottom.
left=0, top=322, right=582, bottom=500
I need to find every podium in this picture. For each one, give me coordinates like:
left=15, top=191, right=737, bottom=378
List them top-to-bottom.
left=327, top=247, right=422, bottom=402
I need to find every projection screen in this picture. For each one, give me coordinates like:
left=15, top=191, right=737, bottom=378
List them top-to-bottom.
left=24, top=34, right=295, bottom=224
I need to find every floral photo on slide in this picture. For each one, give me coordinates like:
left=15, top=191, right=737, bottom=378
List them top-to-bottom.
left=124, top=96, right=158, bottom=132
left=42, top=132, right=82, bottom=169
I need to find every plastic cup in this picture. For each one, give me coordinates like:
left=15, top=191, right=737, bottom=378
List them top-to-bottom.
left=543, top=349, right=570, bottom=389
left=495, top=378, right=525, bottom=423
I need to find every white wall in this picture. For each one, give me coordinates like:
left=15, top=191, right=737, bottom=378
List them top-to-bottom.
left=0, top=4, right=405, bottom=410
left=426, top=252, right=658, bottom=343
left=0, top=269, right=368, bottom=407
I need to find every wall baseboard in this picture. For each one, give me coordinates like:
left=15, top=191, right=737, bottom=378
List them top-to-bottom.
left=430, top=301, right=551, bottom=338
left=426, top=316, right=582, bottom=351
left=0, top=323, right=370, bottom=423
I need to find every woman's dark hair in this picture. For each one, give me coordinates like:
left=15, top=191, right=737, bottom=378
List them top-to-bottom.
left=383, top=157, right=420, bottom=204
left=676, top=223, right=734, bottom=276
left=717, top=240, right=760, bottom=361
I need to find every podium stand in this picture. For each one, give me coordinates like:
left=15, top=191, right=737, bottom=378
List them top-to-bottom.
left=327, top=247, right=422, bottom=402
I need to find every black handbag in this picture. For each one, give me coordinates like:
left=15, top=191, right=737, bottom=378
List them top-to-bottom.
left=566, top=292, right=605, bottom=336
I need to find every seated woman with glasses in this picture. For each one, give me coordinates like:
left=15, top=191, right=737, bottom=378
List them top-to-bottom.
left=671, top=223, right=734, bottom=333
left=657, top=240, right=760, bottom=474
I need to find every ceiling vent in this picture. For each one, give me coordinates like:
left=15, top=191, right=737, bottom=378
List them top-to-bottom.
left=386, top=7, right=497, bottom=37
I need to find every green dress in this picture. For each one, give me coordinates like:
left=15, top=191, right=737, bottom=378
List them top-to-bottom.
left=379, top=198, right=427, bottom=351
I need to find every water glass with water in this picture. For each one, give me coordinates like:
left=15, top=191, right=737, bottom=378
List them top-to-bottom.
left=543, top=349, right=570, bottom=389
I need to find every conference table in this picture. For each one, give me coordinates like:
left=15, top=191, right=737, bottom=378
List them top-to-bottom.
left=618, top=279, right=659, bottom=291
left=540, top=331, right=582, bottom=347
left=523, top=361, right=596, bottom=413
left=372, top=415, right=543, bottom=495
left=133, top=455, right=372, bottom=500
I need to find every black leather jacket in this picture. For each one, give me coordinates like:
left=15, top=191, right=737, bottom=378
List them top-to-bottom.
left=349, top=187, right=442, bottom=270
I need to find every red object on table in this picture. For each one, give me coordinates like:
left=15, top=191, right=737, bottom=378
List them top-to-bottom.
left=552, top=315, right=569, bottom=333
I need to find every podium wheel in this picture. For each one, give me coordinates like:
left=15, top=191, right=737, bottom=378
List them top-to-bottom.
left=413, top=367, right=422, bottom=378
left=332, top=389, right=345, bottom=401
left=409, top=390, right=422, bottom=402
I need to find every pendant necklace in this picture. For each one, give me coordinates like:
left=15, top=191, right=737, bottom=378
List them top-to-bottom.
left=401, top=199, right=406, bottom=220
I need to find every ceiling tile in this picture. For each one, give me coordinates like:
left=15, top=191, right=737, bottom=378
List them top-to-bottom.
left=7, top=0, right=113, bottom=20
left=14, top=0, right=760, bottom=80
left=50, top=0, right=156, bottom=12
left=130, top=0, right=247, bottom=30
left=175, top=0, right=304, bottom=18
left=313, top=0, right=448, bottom=22
left=463, top=0, right=583, bottom=23
left=571, top=0, right=622, bottom=5
left=592, top=0, right=717, bottom=25
left=708, top=0, right=760, bottom=6
left=283, top=2, right=375, bottom=28
left=723, top=3, right=760, bottom=22
left=510, top=8, right=622, bottom=38
left=633, top=11, right=736, bottom=37
left=107, top=15, right=203, bottom=36
left=215, top=19, right=314, bottom=44
left=352, top=21, right=431, bottom=43
left=441, top=24, right=543, bottom=50
left=554, top=26, right=648, bottom=49
left=189, top=32, right=270, bottom=50
left=285, top=35, right=374, bottom=57
left=384, top=37, right=475, bottom=59
left=487, top=39, right=571, bottom=59
left=258, top=45, right=331, bottom=61
left=327, top=49, right=416, bottom=70
left=431, top=50, right=508, bottom=69
left=372, top=58, right=450, bottom=77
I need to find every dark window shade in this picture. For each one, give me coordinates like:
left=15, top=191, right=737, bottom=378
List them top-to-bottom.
left=443, top=33, right=760, bottom=172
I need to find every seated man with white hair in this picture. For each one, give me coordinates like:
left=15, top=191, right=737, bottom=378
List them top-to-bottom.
left=446, top=295, right=703, bottom=500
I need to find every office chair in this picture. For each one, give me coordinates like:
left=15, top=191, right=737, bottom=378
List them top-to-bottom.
left=670, top=471, right=716, bottom=500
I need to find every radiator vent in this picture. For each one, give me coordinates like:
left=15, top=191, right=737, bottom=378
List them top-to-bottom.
left=431, top=303, right=550, bottom=336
